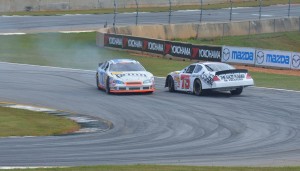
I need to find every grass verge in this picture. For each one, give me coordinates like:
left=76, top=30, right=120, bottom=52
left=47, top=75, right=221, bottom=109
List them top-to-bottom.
left=0, top=0, right=299, bottom=16
left=0, top=32, right=299, bottom=91
left=250, top=72, right=300, bottom=90
left=0, top=106, right=80, bottom=137
left=1, top=165, right=300, bottom=171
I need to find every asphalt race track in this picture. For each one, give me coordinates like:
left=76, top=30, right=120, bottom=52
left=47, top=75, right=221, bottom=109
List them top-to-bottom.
left=0, top=4, right=300, bottom=33
left=1, top=62, right=300, bottom=167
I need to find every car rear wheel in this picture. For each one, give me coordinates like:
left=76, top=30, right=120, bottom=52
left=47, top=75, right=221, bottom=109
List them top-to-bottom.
left=96, top=73, right=101, bottom=90
left=168, top=76, right=175, bottom=92
left=106, top=77, right=111, bottom=94
left=193, top=79, right=202, bottom=96
left=230, top=87, right=243, bottom=95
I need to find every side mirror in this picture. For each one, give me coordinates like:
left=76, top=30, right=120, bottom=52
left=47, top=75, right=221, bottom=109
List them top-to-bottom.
left=98, top=63, right=103, bottom=67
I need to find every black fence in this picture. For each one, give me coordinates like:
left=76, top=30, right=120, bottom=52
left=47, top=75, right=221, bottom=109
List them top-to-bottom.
left=109, top=0, right=300, bottom=28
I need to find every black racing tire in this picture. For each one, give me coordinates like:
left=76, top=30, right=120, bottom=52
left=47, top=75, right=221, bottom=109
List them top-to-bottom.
left=96, top=73, right=101, bottom=90
left=168, top=76, right=175, bottom=92
left=105, top=77, right=111, bottom=94
left=193, top=79, right=203, bottom=96
left=230, top=87, right=243, bottom=95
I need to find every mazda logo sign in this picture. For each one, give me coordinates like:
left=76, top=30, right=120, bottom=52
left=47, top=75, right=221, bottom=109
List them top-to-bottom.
left=222, top=48, right=230, bottom=61
left=256, top=51, right=264, bottom=64
left=292, top=54, right=300, bottom=68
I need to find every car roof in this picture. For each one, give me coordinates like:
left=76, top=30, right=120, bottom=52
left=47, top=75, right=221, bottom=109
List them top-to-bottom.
left=109, top=59, right=139, bottom=64
left=193, top=62, right=227, bottom=65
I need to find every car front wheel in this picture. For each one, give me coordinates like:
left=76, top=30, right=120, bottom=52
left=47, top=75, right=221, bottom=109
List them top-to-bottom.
left=96, top=73, right=101, bottom=90
left=168, top=76, right=175, bottom=92
left=106, top=77, right=111, bottom=94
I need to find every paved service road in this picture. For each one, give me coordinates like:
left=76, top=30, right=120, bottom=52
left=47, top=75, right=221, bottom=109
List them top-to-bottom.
left=0, top=4, right=299, bottom=33
left=1, top=62, right=300, bottom=166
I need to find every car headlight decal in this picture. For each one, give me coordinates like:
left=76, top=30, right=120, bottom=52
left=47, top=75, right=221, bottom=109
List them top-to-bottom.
left=113, top=80, right=124, bottom=84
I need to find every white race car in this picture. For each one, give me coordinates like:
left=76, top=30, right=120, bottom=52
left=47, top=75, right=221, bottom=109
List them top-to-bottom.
left=96, top=59, right=155, bottom=94
left=165, top=62, right=254, bottom=95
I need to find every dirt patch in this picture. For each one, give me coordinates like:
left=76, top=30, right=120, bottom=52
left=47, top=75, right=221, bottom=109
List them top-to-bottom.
left=234, top=65, right=300, bottom=77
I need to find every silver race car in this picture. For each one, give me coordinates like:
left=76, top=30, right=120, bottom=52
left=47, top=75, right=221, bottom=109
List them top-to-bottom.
left=96, top=59, right=155, bottom=94
left=165, top=62, right=254, bottom=95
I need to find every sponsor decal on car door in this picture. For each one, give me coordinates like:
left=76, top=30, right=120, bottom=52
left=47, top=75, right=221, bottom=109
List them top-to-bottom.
left=180, top=74, right=191, bottom=90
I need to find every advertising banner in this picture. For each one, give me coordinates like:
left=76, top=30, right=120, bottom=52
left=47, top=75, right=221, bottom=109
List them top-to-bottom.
left=104, top=34, right=123, bottom=48
left=122, top=36, right=144, bottom=51
left=142, top=38, right=165, bottom=55
left=164, top=42, right=192, bottom=59
left=191, top=45, right=222, bottom=62
left=222, top=46, right=255, bottom=64
left=255, top=49, right=292, bottom=68
left=291, top=52, right=300, bottom=70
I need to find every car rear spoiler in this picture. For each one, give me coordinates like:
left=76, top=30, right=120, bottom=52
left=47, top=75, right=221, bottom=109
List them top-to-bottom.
left=215, top=69, right=248, bottom=75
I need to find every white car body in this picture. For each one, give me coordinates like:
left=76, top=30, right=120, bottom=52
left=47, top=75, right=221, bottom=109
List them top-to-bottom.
left=96, top=59, right=155, bottom=94
left=165, top=62, right=254, bottom=95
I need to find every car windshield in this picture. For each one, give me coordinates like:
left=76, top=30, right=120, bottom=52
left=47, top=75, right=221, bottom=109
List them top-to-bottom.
left=109, top=63, right=146, bottom=72
left=205, top=63, right=235, bottom=71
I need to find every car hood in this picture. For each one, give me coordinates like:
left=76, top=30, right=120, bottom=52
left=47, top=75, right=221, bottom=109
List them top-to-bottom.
left=110, top=71, right=153, bottom=82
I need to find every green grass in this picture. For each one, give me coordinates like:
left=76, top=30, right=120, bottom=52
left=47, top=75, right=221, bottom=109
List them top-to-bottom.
left=1, top=0, right=299, bottom=16
left=0, top=32, right=299, bottom=91
left=0, top=32, right=191, bottom=75
left=180, top=32, right=300, bottom=52
left=251, top=72, right=300, bottom=90
left=0, top=106, right=80, bottom=137
left=1, top=165, right=300, bottom=171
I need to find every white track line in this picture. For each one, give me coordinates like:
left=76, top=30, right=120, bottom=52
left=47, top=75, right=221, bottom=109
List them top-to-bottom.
left=59, top=30, right=95, bottom=33
left=0, top=31, right=95, bottom=35
left=0, top=33, right=26, bottom=35
left=0, top=61, right=299, bottom=93
left=0, top=61, right=94, bottom=72
left=253, top=86, right=300, bottom=93
left=0, top=166, right=66, bottom=170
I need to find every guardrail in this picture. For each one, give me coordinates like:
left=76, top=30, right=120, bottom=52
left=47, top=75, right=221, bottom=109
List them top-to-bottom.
left=102, top=33, right=300, bottom=70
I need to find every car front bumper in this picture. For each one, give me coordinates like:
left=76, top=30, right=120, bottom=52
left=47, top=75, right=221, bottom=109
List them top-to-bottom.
left=110, top=85, right=155, bottom=93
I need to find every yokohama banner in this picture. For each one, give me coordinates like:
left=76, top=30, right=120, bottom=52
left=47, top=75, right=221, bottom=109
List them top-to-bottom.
left=104, top=34, right=123, bottom=48
left=122, top=36, right=144, bottom=51
left=143, top=38, right=165, bottom=55
left=164, top=42, right=192, bottom=59
left=191, top=45, right=222, bottom=62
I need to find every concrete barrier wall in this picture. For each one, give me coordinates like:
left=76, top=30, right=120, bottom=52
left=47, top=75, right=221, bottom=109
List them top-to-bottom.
left=0, top=0, right=254, bottom=12
left=102, top=17, right=300, bottom=41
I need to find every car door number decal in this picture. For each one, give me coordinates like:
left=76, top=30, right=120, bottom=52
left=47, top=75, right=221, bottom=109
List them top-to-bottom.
left=180, top=74, right=190, bottom=89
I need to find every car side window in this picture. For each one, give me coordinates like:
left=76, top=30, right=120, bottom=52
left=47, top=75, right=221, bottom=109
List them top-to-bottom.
left=100, top=62, right=106, bottom=70
left=101, top=62, right=109, bottom=71
left=104, top=63, right=109, bottom=71
left=184, top=65, right=196, bottom=74
left=193, top=65, right=203, bottom=73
